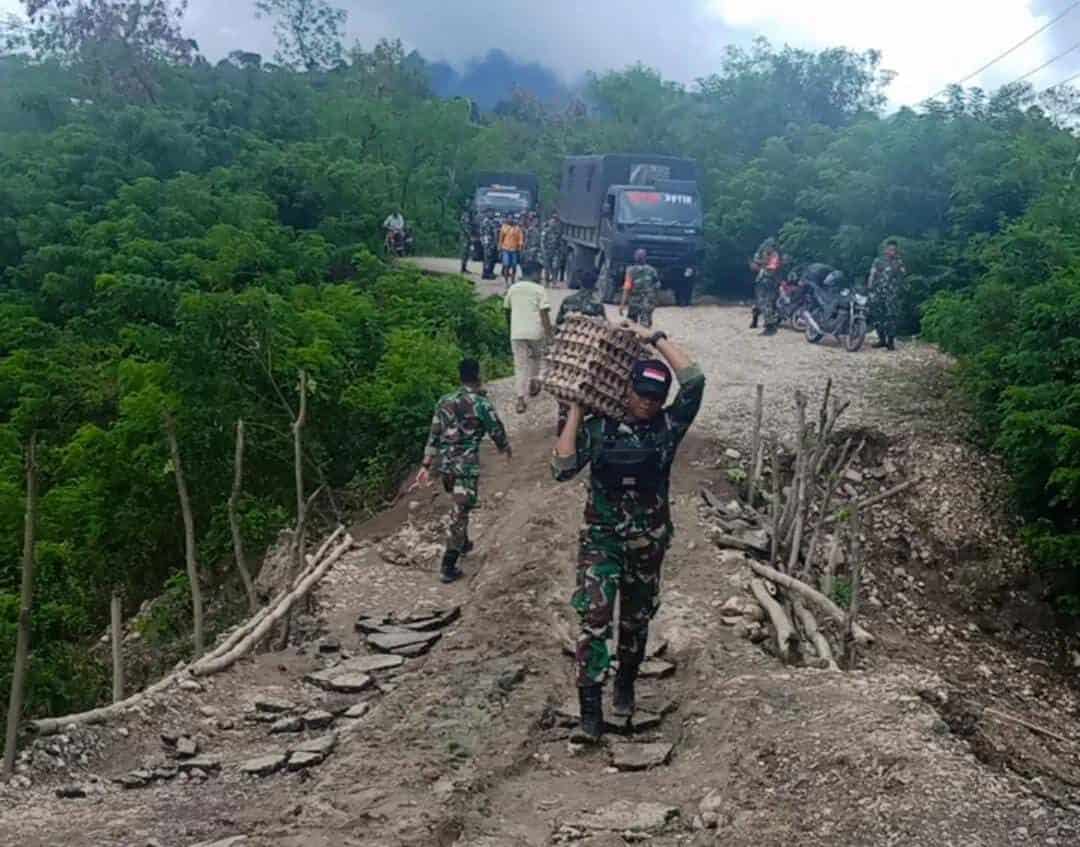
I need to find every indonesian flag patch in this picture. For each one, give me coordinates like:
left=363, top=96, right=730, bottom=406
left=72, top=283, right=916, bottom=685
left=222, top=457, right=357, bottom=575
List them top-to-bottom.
left=641, top=367, right=667, bottom=383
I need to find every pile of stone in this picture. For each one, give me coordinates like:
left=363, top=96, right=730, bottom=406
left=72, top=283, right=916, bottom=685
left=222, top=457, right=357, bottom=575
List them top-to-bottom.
left=543, top=315, right=645, bottom=418
left=354, top=607, right=461, bottom=658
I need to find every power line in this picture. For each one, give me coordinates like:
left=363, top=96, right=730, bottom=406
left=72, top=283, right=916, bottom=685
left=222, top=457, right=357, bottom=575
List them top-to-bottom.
left=924, top=0, right=1080, bottom=101
left=1008, top=39, right=1080, bottom=86
left=1043, top=68, right=1080, bottom=91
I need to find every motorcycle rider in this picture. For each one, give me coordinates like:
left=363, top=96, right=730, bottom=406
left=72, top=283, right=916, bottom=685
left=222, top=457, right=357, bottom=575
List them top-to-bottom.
left=383, top=208, right=406, bottom=254
left=868, top=239, right=906, bottom=350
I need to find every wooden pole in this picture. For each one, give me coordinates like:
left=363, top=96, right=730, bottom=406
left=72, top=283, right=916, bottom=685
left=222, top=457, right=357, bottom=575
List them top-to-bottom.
left=278, top=371, right=308, bottom=649
left=746, top=384, right=764, bottom=506
left=164, top=414, right=204, bottom=658
left=228, top=420, right=258, bottom=614
left=3, top=434, right=37, bottom=779
left=843, top=510, right=865, bottom=669
left=110, top=592, right=124, bottom=704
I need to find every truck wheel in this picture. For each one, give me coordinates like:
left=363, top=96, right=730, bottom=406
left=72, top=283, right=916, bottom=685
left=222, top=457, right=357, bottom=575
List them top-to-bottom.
left=567, top=247, right=581, bottom=289
left=677, top=276, right=694, bottom=307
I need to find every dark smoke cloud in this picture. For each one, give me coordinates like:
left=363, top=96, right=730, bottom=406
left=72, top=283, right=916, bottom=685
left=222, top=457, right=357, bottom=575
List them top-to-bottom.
left=183, top=0, right=744, bottom=83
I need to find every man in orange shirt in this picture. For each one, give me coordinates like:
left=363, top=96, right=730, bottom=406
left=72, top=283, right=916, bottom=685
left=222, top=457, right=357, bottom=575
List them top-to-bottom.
left=499, top=215, right=526, bottom=285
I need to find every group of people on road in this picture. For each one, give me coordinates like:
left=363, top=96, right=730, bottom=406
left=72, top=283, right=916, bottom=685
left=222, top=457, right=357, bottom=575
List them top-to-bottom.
left=460, top=208, right=568, bottom=286
left=749, top=236, right=907, bottom=350
left=416, top=243, right=692, bottom=743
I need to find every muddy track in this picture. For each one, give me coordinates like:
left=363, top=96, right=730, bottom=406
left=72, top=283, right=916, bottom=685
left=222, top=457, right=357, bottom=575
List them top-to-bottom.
left=2, top=269, right=1079, bottom=846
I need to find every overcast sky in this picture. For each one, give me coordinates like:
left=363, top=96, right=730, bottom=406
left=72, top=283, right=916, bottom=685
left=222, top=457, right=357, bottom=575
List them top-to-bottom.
left=4, top=0, right=1080, bottom=106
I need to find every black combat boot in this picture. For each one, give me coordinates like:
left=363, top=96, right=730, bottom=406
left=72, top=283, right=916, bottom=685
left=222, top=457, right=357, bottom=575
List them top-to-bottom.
left=749, top=309, right=759, bottom=329
left=762, top=324, right=778, bottom=337
left=872, top=332, right=888, bottom=348
left=886, top=335, right=896, bottom=351
left=440, top=549, right=463, bottom=584
left=612, top=664, right=638, bottom=718
left=575, top=685, right=604, bottom=742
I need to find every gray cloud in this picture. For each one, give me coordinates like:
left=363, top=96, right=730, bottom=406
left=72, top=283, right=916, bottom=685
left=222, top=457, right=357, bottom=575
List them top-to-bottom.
left=183, top=0, right=745, bottom=82
left=1016, top=0, right=1080, bottom=86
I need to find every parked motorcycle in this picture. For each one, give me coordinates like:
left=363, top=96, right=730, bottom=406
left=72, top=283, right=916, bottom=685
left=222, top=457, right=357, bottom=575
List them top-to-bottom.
left=383, top=227, right=414, bottom=258
left=800, top=277, right=869, bottom=352
left=776, top=278, right=806, bottom=330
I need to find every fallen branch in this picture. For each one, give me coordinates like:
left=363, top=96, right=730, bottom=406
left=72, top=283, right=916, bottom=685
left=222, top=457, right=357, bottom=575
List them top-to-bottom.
left=746, top=384, right=764, bottom=506
left=228, top=420, right=258, bottom=615
left=826, top=478, right=917, bottom=523
left=843, top=510, right=865, bottom=670
left=30, top=528, right=351, bottom=735
left=711, top=532, right=769, bottom=555
left=193, top=535, right=354, bottom=677
left=749, top=560, right=874, bottom=645
left=750, top=578, right=796, bottom=663
left=793, top=600, right=837, bottom=670
left=983, top=707, right=1073, bottom=746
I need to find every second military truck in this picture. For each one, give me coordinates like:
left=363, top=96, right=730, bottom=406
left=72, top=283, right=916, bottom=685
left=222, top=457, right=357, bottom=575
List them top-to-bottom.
left=558, top=154, right=703, bottom=306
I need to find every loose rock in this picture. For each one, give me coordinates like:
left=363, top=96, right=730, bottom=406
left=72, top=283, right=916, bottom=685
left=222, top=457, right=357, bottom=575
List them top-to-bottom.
left=303, top=710, right=335, bottom=730
left=270, top=716, right=303, bottom=734
left=611, top=742, right=674, bottom=771
left=238, top=754, right=287, bottom=777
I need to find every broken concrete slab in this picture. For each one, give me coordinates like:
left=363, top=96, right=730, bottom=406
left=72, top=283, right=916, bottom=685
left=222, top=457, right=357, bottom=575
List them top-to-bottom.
left=399, top=607, right=461, bottom=631
left=366, top=630, right=440, bottom=654
left=645, top=638, right=669, bottom=659
left=390, top=641, right=435, bottom=658
left=304, top=657, right=400, bottom=689
left=639, top=659, right=676, bottom=679
left=323, top=673, right=373, bottom=694
left=253, top=697, right=294, bottom=715
left=344, top=702, right=370, bottom=719
left=302, top=710, right=334, bottom=730
left=625, top=710, right=663, bottom=732
left=269, top=716, right=303, bottom=734
left=293, top=733, right=337, bottom=757
left=175, top=736, right=199, bottom=758
left=611, top=742, right=674, bottom=771
left=286, top=751, right=324, bottom=771
left=238, top=753, right=287, bottom=777
left=177, top=756, right=221, bottom=773
left=567, top=800, right=679, bottom=833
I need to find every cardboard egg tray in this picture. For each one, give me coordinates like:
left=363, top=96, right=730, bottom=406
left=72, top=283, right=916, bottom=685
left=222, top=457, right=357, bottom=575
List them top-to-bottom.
left=542, top=314, right=645, bottom=417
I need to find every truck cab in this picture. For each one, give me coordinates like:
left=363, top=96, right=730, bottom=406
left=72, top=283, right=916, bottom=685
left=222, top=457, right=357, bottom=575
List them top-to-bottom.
left=558, top=155, right=703, bottom=306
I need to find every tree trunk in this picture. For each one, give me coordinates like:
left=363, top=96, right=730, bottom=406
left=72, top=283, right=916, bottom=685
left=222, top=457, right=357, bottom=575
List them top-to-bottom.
left=278, top=371, right=308, bottom=649
left=165, top=414, right=204, bottom=658
left=229, top=420, right=258, bottom=614
left=2, top=435, right=37, bottom=779
left=110, top=592, right=124, bottom=704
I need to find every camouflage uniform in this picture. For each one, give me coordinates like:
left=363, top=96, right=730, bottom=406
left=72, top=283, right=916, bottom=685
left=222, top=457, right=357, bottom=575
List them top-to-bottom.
left=459, top=210, right=475, bottom=273
left=481, top=214, right=500, bottom=279
left=541, top=217, right=564, bottom=284
left=522, top=219, right=543, bottom=278
left=752, top=237, right=782, bottom=330
left=868, top=254, right=905, bottom=343
left=624, top=263, right=662, bottom=328
left=554, top=289, right=607, bottom=435
left=552, top=364, right=705, bottom=686
left=423, top=386, right=510, bottom=554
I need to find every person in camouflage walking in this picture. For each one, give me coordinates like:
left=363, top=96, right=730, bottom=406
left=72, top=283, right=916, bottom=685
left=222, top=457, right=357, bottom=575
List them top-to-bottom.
left=522, top=213, right=543, bottom=280
left=541, top=213, right=564, bottom=285
left=749, top=236, right=783, bottom=335
left=867, top=239, right=906, bottom=350
left=619, top=248, right=661, bottom=328
left=554, top=275, right=607, bottom=436
left=553, top=326, right=705, bottom=741
left=415, top=358, right=512, bottom=583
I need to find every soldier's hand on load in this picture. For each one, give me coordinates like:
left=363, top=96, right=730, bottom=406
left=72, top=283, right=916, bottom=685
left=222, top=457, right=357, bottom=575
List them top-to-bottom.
left=622, top=321, right=655, bottom=342
left=413, top=466, right=431, bottom=489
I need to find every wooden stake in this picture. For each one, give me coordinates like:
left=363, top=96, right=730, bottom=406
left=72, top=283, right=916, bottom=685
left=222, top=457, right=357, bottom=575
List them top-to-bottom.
left=278, top=370, right=308, bottom=650
left=746, top=384, right=764, bottom=505
left=164, top=413, right=204, bottom=658
left=228, top=420, right=258, bottom=615
left=3, top=435, right=37, bottom=779
left=769, top=438, right=781, bottom=568
left=843, top=510, right=865, bottom=669
left=750, top=578, right=795, bottom=663
left=110, top=592, right=124, bottom=704
left=793, top=599, right=837, bottom=670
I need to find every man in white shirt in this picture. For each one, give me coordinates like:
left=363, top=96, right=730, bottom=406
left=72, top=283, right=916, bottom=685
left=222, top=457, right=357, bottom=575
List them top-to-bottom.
left=383, top=209, right=405, bottom=233
left=503, top=275, right=553, bottom=413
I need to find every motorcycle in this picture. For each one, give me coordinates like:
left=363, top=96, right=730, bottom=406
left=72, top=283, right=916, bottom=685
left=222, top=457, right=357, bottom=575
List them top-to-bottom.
left=383, top=227, right=414, bottom=258
left=776, top=278, right=807, bottom=330
left=799, top=282, right=869, bottom=352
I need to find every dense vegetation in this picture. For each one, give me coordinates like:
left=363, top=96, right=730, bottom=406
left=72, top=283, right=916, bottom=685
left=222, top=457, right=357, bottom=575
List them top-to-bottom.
left=1, top=0, right=1078, bottom=731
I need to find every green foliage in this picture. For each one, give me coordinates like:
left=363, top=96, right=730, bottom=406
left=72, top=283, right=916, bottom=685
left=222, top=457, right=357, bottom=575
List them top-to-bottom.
left=831, top=577, right=853, bottom=611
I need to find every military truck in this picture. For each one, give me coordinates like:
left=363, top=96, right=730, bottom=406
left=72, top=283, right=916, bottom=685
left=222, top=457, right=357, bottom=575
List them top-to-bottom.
left=558, top=154, right=703, bottom=306
left=471, top=171, right=539, bottom=216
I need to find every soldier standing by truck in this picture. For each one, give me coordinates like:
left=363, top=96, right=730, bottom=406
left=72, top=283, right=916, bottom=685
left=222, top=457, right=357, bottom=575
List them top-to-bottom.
left=459, top=208, right=476, bottom=274
left=542, top=212, right=564, bottom=286
left=867, top=239, right=906, bottom=350
left=619, top=249, right=662, bottom=328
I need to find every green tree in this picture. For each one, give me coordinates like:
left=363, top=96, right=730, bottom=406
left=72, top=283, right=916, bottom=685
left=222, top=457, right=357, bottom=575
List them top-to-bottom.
left=255, top=0, right=346, bottom=71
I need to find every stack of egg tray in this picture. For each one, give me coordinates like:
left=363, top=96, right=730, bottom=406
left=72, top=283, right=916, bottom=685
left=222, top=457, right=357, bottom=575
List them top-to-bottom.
left=542, top=314, right=645, bottom=418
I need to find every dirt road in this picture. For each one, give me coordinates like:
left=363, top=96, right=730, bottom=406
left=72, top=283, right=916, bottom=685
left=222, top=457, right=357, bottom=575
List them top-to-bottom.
left=3, top=261, right=1078, bottom=846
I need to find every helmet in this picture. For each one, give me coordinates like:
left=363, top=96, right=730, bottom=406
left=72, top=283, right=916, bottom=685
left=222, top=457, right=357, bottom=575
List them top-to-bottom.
left=634, top=248, right=647, bottom=263
left=824, top=270, right=845, bottom=287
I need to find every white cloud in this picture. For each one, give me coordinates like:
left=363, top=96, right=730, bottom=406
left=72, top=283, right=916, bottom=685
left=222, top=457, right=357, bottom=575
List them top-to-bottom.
left=707, top=0, right=1061, bottom=105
